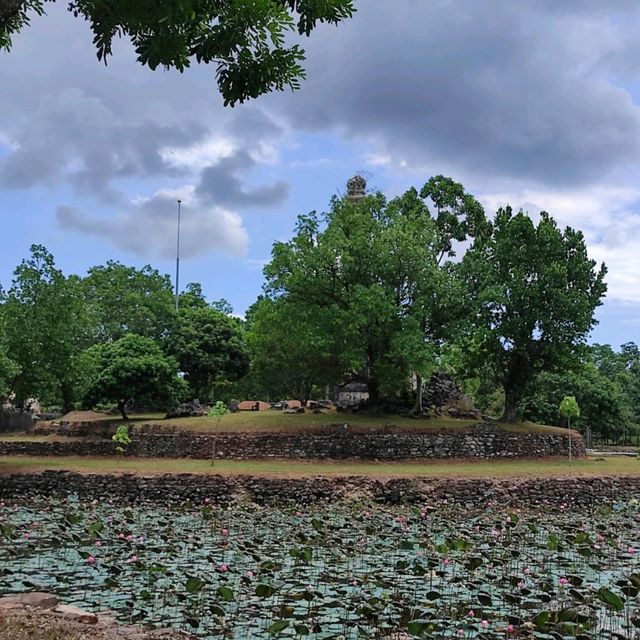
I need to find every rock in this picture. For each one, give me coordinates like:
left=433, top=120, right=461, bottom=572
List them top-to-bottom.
left=422, top=373, right=481, bottom=419
left=165, top=399, right=208, bottom=419
left=0, top=592, right=59, bottom=609
left=54, top=603, right=98, bottom=623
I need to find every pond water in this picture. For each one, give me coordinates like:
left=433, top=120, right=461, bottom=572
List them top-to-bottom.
left=1, top=495, right=640, bottom=638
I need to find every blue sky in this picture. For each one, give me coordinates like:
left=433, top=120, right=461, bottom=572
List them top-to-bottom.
left=1, top=2, right=640, bottom=347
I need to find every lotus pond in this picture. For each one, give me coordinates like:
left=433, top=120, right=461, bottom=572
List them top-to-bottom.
left=2, top=496, right=640, bottom=639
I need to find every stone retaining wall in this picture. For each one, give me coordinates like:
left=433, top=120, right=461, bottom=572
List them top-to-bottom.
left=0, top=423, right=585, bottom=460
left=0, top=470, right=635, bottom=507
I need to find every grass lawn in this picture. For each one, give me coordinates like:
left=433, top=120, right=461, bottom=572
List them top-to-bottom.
left=56, top=411, right=566, bottom=435
left=1, top=413, right=571, bottom=441
left=0, top=455, right=637, bottom=479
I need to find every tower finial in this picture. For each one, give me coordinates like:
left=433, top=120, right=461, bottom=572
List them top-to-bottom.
left=346, top=175, right=366, bottom=202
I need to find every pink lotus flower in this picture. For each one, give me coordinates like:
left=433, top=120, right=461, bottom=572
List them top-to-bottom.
left=221, top=528, right=229, bottom=537
left=23, top=532, right=30, bottom=539
left=126, top=534, right=134, bottom=542
left=95, top=540, right=102, bottom=547
left=628, top=546, right=636, bottom=554
left=87, top=555, right=96, bottom=565
left=127, top=555, right=138, bottom=563
left=443, top=558, right=451, bottom=565
left=219, top=563, right=229, bottom=573
left=524, top=567, right=531, bottom=575
left=246, top=570, right=254, bottom=578
left=559, top=577, right=569, bottom=586
left=518, top=580, right=525, bottom=589
left=468, top=609, right=475, bottom=618
left=481, top=620, right=489, bottom=629
left=506, top=624, right=514, bottom=633
left=457, top=630, right=464, bottom=637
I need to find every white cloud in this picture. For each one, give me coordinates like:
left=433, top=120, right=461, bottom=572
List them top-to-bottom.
left=160, top=137, right=235, bottom=171
left=363, top=152, right=392, bottom=167
left=479, top=184, right=640, bottom=304
left=57, top=187, right=249, bottom=259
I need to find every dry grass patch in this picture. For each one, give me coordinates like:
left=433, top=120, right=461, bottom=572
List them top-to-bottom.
left=0, top=454, right=638, bottom=479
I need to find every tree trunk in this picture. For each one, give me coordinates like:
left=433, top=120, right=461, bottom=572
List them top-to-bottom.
left=413, top=373, right=423, bottom=415
left=367, top=376, right=380, bottom=411
left=501, top=388, right=518, bottom=423
left=117, top=400, right=128, bottom=421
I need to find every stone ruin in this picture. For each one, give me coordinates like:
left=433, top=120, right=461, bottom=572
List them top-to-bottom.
left=421, top=373, right=481, bottom=419
left=165, top=399, right=210, bottom=419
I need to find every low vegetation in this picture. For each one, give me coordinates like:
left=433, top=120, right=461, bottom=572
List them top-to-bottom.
left=3, top=496, right=640, bottom=638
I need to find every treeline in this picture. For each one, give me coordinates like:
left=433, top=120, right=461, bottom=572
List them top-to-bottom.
left=1, top=175, right=633, bottom=441
left=0, top=248, right=249, bottom=419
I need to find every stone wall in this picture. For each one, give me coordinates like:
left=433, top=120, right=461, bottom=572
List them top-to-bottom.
left=0, top=423, right=585, bottom=460
left=0, top=470, right=635, bottom=507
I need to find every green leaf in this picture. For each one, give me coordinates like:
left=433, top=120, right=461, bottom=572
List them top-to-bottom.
left=185, top=577, right=205, bottom=594
left=256, top=584, right=278, bottom=598
left=216, top=586, right=235, bottom=602
left=597, top=587, right=624, bottom=611
left=534, top=611, right=551, bottom=628
left=408, top=619, right=430, bottom=635
left=268, top=620, right=289, bottom=634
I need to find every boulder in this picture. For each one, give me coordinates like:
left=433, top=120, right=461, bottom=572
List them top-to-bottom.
left=422, top=373, right=481, bottom=419
left=165, top=399, right=209, bottom=419
left=0, top=592, right=59, bottom=609
left=54, top=603, right=98, bottom=624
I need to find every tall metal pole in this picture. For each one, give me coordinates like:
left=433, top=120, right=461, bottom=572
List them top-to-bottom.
left=175, top=199, right=182, bottom=310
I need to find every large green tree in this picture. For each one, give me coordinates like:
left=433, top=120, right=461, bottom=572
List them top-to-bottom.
left=1, top=0, right=355, bottom=106
left=264, top=179, right=475, bottom=407
left=461, top=208, right=607, bottom=422
left=2, top=245, right=90, bottom=411
left=82, top=261, right=176, bottom=343
left=167, top=304, right=250, bottom=402
left=85, top=333, right=187, bottom=419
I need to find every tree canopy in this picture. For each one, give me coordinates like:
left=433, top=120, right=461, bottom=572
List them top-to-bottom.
left=0, top=0, right=355, bottom=106
left=264, top=178, right=485, bottom=407
left=461, top=208, right=607, bottom=422
left=1, top=245, right=90, bottom=411
left=82, top=261, right=176, bottom=343
left=167, top=305, right=250, bottom=402
left=84, top=333, right=187, bottom=419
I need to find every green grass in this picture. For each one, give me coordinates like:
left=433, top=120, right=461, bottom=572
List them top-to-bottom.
left=150, top=412, right=482, bottom=433
left=2, top=413, right=569, bottom=439
left=142, top=413, right=567, bottom=435
left=0, top=434, right=89, bottom=442
left=0, top=454, right=637, bottom=478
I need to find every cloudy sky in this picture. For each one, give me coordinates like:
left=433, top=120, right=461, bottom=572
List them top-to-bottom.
left=1, top=1, right=640, bottom=345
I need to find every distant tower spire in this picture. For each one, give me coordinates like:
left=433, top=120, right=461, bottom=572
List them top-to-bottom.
left=346, top=175, right=366, bottom=202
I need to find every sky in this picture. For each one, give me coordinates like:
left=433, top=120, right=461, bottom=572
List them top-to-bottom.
left=1, top=1, right=640, bottom=346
